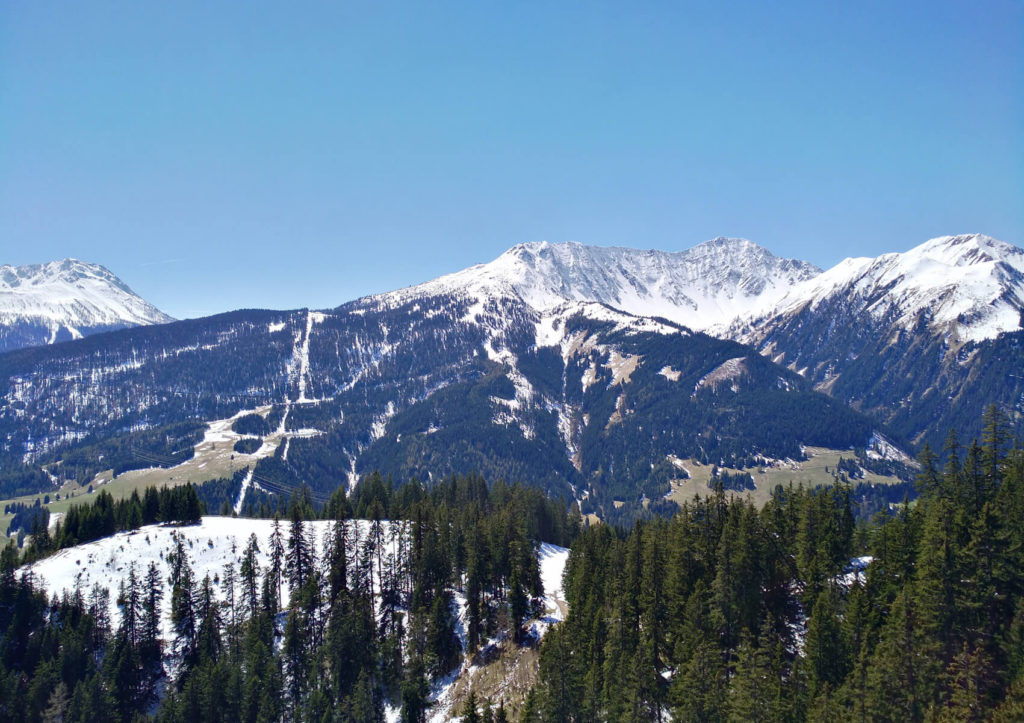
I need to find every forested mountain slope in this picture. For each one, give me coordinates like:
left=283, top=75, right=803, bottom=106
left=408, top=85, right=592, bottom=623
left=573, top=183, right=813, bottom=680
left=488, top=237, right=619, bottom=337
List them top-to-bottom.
left=12, top=233, right=1022, bottom=517
left=1, top=287, right=884, bottom=521
left=528, top=407, right=1024, bottom=720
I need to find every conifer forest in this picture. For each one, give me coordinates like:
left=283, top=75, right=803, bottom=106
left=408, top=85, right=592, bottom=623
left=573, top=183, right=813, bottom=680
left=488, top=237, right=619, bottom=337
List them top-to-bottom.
left=0, top=408, right=1021, bottom=721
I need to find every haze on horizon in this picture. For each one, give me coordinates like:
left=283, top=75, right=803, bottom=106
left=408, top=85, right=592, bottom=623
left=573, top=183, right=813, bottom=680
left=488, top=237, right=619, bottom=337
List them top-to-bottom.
left=1, top=0, right=1021, bottom=319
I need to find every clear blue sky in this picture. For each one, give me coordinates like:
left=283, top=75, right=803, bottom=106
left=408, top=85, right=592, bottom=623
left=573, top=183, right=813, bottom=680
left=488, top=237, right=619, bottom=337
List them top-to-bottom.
left=2, top=1, right=1021, bottom=319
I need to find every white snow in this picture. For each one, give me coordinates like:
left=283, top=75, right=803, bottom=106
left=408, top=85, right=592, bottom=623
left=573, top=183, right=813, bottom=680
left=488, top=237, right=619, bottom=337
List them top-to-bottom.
left=735, top=234, right=1024, bottom=344
left=368, top=238, right=817, bottom=334
left=0, top=258, right=173, bottom=341
left=294, top=310, right=326, bottom=404
left=604, top=350, right=641, bottom=386
left=693, top=357, right=747, bottom=396
left=581, top=360, right=600, bottom=392
left=658, top=365, right=681, bottom=382
left=370, top=401, right=397, bottom=441
left=867, top=432, right=917, bottom=466
left=233, top=469, right=254, bottom=514
left=23, top=516, right=405, bottom=642
left=23, top=519, right=570, bottom=722
left=424, top=542, right=570, bottom=723
left=538, top=542, right=570, bottom=622
left=838, top=555, right=874, bottom=588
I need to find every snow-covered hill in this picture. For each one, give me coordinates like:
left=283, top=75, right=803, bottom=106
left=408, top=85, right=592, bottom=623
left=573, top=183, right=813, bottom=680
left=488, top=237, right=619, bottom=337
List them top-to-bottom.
left=733, top=234, right=1024, bottom=345
left=373, top=238, right=821, bottom=333
left=0, top=258, right=173, bottom=352
left=23, top=516, right=570, bottom=720
left=24, top=517, right=569, bottom=641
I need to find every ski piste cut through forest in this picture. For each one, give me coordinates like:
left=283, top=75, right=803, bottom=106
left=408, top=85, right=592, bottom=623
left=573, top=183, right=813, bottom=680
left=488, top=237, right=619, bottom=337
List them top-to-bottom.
left=2, top=407, right=1024, bottom=721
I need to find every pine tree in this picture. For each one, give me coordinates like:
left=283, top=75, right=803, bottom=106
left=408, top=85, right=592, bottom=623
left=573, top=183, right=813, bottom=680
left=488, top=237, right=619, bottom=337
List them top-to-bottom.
left=981, top=404, right=1010, bottom=488
left=915, top=495, right=959, bottom=667
left=286, top=506, right=314, bottom=600
left=268, top=515, right=284, bottom=612
left=327, top=519, right=349, bottom=606
left=239, top=533, right=261, bottom=620
left=169, top=538, right=199, bottom=674
left=222, top=555, right=240, bottom=658
left=142, top=561, right=164, bottom=663
left=117, top=563, right=142, bottom=647
left=195, top=575, right=223, bottom=665
left=803, top=584, right=849, bottom=696
left=865, top=586, right=934, bottom=721
left=426, top=592, right=460, bottom=677
left=282, top=608, right=308, bottom=714
left=537, top=625, right=581, bottom=722
left=727, top=629, right=778, bottom=723
left=105, top=630, right=142, bottom=720
left=671, top=641, right=726, bottom=721
left=936, top=642, right=996, bottom=722
left=400, top=655, right=431, bottom=723
left=41, top=681, right=69, bottom=723
left=460, top=690, right=481, bottom=723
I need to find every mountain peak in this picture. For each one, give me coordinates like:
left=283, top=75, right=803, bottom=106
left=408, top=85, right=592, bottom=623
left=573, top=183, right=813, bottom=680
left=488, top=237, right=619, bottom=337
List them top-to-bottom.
left=736, top=233, right=1024, bottom=344
left=913, top=233, right=1024, bottom=268
left=698, top=236, right=757, bottom=249
left=373, top=238, right=822, bottom=332
left=0, top=258, right=173, bottom=352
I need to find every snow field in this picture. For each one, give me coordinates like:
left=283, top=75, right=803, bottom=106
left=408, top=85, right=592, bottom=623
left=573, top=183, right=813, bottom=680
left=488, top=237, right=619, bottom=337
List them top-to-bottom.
left=25, top=516, right=405, bottom=642
left=24, top=517, right=570, bottom=654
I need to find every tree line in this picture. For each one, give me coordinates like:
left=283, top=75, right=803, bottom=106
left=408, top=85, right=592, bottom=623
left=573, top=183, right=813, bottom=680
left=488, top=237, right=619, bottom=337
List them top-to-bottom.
left=20, top=484, right=203, bottom=562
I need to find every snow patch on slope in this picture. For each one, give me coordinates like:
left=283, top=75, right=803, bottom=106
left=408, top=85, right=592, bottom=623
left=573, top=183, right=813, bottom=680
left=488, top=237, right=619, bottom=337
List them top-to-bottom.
left=693, top=357, right=747, bottom=396
left=659, top=365, right=681, bottom=381
left=24, top=517, right=404, bottom=641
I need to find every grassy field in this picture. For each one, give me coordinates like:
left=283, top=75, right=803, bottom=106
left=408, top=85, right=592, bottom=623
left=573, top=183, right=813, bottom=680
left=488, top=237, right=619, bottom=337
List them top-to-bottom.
left=2, top=407, right=286, bottom=543
left=5, top=435, right=905, bottom=543
left=665, top=446, right=906, bottom=508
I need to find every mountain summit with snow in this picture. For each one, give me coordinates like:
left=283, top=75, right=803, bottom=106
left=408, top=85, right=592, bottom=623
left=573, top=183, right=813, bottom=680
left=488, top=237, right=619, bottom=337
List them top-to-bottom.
left=734, top=233, right=1024, bottom=345
left=377, top=237, right=821, bottom=332
left=0, top=258, right=173, bottom=353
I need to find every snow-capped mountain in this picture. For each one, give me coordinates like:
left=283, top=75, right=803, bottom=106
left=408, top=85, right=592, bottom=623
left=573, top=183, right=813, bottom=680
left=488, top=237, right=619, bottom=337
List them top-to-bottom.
left=4, top=233, right=1018, bottom=521
left=726, top=234, right=1024, bottom=447
left=733, top=234, right=1024, bottom=345
left=375, top=238, right=821, bottom=332
left=0, top=258, right=173, bottom=352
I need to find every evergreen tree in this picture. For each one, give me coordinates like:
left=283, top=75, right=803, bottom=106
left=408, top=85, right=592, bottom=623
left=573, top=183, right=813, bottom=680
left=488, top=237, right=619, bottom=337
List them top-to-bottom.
left=286, top=506, right=314, bottom=600
left=268, top=515, right=284, bottom=612
left=239, top=533, right=261, bottom=620
left=803, top=584, right=849, bottom=695
left=400, top=655, right=431, bottom=723
left=460, top=690, right=481, bottom=723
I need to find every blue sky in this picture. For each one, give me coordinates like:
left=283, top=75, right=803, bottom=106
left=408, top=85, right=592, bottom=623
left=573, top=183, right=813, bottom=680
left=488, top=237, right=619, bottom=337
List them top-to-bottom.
left=2, top=1, right=1021, bottom=319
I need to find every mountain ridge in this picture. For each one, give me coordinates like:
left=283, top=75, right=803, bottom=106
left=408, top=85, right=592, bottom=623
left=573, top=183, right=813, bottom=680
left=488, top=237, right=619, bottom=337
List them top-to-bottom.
left=362, top=233, right=1023, bottom=346
left=731, top=233, right=1024, bottom=345
left=367, top=237, right=822, bottom=333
